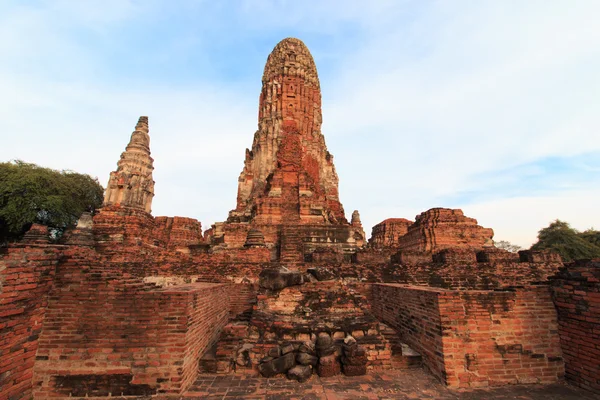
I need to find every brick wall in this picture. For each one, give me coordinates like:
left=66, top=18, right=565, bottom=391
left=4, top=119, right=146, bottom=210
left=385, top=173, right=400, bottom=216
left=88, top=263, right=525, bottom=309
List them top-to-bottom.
left=0, top=243, right=59, bottom=400
left=33, top=246, right=231, bottom=397
left=336, top=250, right=561, bottom=290
left=551, top=260, right=600, bottom=394
left=229, top=283, right=258, bottom=318
left=178, top=284, right=231, bottom=391
left=371, top=284, right=564, bottom=388
left=371, top=285, right=446, bottom=382
left=439, top=286, right=563, bottom=388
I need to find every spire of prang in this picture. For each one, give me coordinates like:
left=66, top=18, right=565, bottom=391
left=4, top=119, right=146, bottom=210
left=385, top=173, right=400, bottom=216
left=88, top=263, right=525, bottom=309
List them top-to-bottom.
left=232, top=37, right=346, bottom=224
left=103, top=116, right=155, bottom=213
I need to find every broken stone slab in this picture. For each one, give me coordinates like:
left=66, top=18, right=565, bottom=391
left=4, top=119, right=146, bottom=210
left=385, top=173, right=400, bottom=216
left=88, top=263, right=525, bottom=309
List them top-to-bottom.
left=307, top=266, right=336, bottom=281
left=259, top=267, right=304, bottom=290
left=316, top=332, right=333, bottom=348
left=344, top=335, right=357, bottom=346
left=298, top=341, right=316, bottom=355
left=281, top=343, right=295, bottom=355
left=318, top=345, right=336, bottom=357
left=268, top=347, right=281, bottom=358
left=258, top=352, right=296, bottom=377
left=296, top=352, right=318, bottom=366
left=258, top=360, right=278, bottom=378
left=287, top=365, right=312, bottom=382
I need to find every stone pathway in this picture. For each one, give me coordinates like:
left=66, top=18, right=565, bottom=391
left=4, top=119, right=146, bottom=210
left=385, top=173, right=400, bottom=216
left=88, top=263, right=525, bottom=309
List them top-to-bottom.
left=180, top=370, right=597, bottom=399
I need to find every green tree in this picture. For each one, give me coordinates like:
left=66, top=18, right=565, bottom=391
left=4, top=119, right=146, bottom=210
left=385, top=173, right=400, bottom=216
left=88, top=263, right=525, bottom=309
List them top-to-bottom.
left=0, top=161, right=104, bottom=243
left=531, top=219, right=600, bottom=262
left=579, top=228, right=600, bottom=247
left=494, top=240, right=522, bottom=253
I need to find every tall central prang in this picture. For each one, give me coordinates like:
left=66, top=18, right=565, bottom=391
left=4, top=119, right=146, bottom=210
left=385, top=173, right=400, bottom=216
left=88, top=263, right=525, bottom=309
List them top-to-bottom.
left=212, top=38, right=365, bottom=261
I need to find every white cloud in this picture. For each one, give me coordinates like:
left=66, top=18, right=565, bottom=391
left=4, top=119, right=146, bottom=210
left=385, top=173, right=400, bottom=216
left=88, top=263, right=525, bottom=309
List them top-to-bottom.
left=0, top=1, right=598, bottom=243
left=325, top=1, right=600, bottom=240
left=464, top=188, right=600, bottom=248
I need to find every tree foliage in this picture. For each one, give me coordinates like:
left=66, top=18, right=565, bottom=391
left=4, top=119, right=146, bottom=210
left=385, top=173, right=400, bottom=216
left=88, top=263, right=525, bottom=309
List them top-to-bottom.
left=0, top=161, right=104, bottom=243
left=531, top=219, right=600, bottom=262
left=579, top=228, right=600, bottom=247
left=494, top=240, right=522, bottom=253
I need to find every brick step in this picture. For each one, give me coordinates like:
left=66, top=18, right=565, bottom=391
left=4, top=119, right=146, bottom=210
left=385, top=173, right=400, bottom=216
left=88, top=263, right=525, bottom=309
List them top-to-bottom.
left=279, top=225, right=304, bottom=263
left=379, top=323, right=422, bottom=370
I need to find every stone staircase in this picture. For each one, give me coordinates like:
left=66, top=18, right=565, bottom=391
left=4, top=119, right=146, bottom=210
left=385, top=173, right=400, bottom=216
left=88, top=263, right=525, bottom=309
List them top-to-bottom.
left=279, top=225, right=304, bottom=264
left=379, top=323, right=422, bottom=369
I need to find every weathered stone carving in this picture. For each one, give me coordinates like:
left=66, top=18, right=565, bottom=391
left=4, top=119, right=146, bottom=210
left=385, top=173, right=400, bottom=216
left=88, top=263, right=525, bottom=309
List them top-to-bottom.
left=214, top=38, right=365, bottom=260
left=103, top=116, right=155, bottom=213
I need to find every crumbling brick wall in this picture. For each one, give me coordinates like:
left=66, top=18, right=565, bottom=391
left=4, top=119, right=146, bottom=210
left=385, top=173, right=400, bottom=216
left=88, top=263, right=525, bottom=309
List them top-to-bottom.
left=0, top=243, right=59, bottom=400
left=32, top=245, right=231, bottom=397
left=336, top=249, right=561, bottom=290
left=551, top=260, right=600, bottom=394
left=229, top=283, right=258, bottom=318
left=179, top=284, right=231, bottom=390
left=371, top=284, right=564, bottom=389
left=371, top=285, right=446, bottom=382
left=439, top=286, right=563, bottom=388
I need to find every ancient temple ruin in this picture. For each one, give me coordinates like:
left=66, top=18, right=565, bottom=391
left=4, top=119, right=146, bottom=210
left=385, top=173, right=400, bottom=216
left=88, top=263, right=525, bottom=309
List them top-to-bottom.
left=1, top=38, right=599, bottom=399
left=212, top=38, right=365, bottom=260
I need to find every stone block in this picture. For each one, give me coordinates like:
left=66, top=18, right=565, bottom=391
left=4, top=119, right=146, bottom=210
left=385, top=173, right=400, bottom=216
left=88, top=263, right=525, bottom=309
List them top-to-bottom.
left=287, top=365, right=312, bottom=382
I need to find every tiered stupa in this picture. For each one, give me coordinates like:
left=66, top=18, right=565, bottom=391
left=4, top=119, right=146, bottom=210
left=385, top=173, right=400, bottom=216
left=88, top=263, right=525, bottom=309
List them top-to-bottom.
left=212, top=38, right=365, bottom=261
left=103, top=116, right=155, bottom=213
left=93, top=117, right=157, bottom=250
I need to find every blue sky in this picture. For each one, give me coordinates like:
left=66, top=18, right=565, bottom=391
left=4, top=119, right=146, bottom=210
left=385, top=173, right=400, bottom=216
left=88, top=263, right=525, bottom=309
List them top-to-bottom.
left=1, top=1, right=599, bottom=247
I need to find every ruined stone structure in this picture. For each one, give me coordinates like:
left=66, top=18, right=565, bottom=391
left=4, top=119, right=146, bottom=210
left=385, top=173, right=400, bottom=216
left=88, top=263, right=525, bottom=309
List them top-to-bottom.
left=1, top=37, right=599, bottom=399
left=212, top=38, right=365, bottom=261
left=103, top=116, right=154, bottom=213
left=397, top=208, right=494, bottom=252
left=369, top=218, right=413, bottom=248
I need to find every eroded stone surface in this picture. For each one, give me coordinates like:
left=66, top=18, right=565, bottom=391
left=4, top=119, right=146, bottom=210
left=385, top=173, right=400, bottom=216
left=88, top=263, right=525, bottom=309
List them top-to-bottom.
left=213, top=38, right=365, bottom=261
left=103, top=116, right=155, bottom=213
left=398, top=208, right=494, bottom=252
left=369, top=218, right=413, bottom=248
